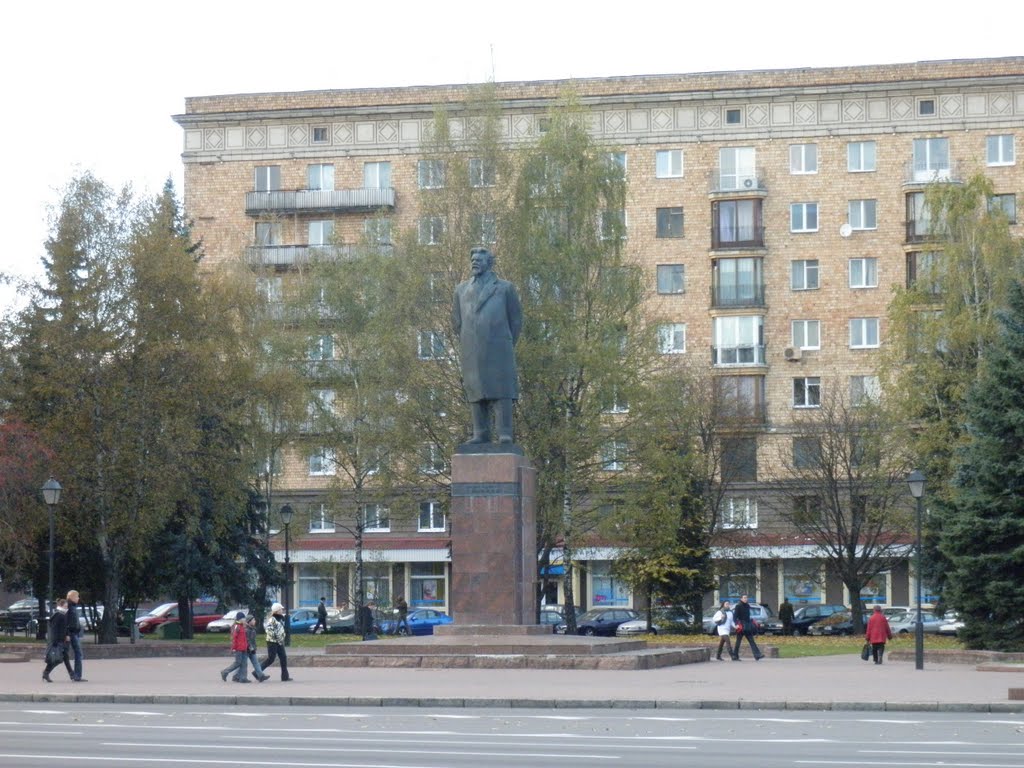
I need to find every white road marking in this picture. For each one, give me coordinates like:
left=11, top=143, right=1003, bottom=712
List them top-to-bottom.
left=104, top=743, right=620, bottom=760
left=0, top=756, right=457, bottom=768
left=797, top=761, right=1024, bottom=767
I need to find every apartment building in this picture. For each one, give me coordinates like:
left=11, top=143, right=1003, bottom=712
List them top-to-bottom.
left=175, top=57, right=1024, bottom=615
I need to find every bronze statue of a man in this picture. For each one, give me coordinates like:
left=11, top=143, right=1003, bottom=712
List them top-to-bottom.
left=451, top=247, right=522, bottom=444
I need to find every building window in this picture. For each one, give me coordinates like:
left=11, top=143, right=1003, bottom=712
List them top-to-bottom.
left=918, top=98, right=936, bottom=116
left=725, top=108, right=742, bottom=125
left=537, top=117, right=551, bottom=133
left=311, top=126, right=329, bottom=144
left=987, top=135, right=1015, bottom=166
left=912, top=137, right=950, bottom=181
left=848, top=141, right=877, bottom=172
left=790, top=144, right=818, bottom=174
left=719, top=146, right=756, bottom=190
left=655, top=149, right=683, bottom=178
left=605, top=151, right=627, bottom=180
left=468, top=157, right=496, bottom=187
left=417, top=159, right=445, bottom=189
left=364, top=161, right=392, bottom=188
left=307, top=163, right=334, bottom=191
left=254, top=165, right=281, bottom=192
left=906, top=191, right=938, bottom=241
left=989, top=193, right=1017, bottom=224
left=712, top=199, right=763, bottom=247
left=848, top=199, right=877, bottom=231
left=790, top=202, right=819, bottom=233
left=656, top=206, right=684, bottom=238
left=600, top=209, right=627, bottom=240
left=471, top=213, right=497, bottom=245
left=418, top=216, right=445, bottom=245
left=364, top=217, right=392, bottom=246
left=308, top=220, right=334, bottom=247
left=255, top=221, right=281, bottom=246
left=906, top=251, right=942, bottom=294
left=712, top=257, right=763, bottom=307
left=849, top=257, right=878, bottom=289
left=791, top=259, right=820, bottom=291
left=656, top=264, right=685, bottom=294
left=258, top=276, right=283, bottom=303
left=712, top=315, right=765, bottom=366
left=849, top=318, right=880, bottom=349
left=791, top=319, right=821, bottom=350
left=658, top=323, right=686, bottom=354
left=417, top=331, right=446, bottom=360
left=308, top=334, right=334, bottom=361
left=714, top=375, right=766, bottom=423
left=850, top=375, right=881, bottom=406
left=793, top=376, right=821, bottom=408
left=600, top=385, right=629, bottom=414
left=305, top=389, right=335, bottom=432
left=722, top=437, right=757, bottom=482
left=793, top=437, right=822, bottom=470
left=600, top=440, right=627, bottom=472
left=419, top=443, right=446, bottom=475
left=309, top=447, right=336, bottom=477
left=720, top=498, right=758, bottom=529
left=418, top=501, right=446, bottom=532
left=309, top=503, right=335, bottom=533
left=362, top=504, right=390, bottom=533
left=590, top=561, right=630, bottom=606
left=361, top=563, right=391, bottom=604
left=410, top=563, right=446, bottom=607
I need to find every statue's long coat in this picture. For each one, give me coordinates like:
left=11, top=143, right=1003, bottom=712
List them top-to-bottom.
left=451, top=271, right=522, bottom=402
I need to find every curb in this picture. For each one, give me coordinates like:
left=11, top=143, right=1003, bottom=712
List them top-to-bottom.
left=0, top=692, right=1021, bottom=713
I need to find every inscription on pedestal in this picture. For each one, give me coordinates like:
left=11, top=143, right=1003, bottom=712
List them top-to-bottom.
left=451, top=482, right=520, bottom=497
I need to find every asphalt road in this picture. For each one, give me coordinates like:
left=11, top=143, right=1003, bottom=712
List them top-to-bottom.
left=0, top=705, right=1022, bottom=767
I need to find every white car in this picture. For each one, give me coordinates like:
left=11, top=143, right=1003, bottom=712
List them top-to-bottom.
left=206, top=609, right=248, bottom=633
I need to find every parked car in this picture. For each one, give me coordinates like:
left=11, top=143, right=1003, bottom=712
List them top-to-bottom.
left=0, top=599, right=45, bottom=630
left=134, top=601, right=221, bottom=634
left=703, top=602, right=775, bottom=635
left=788, top=604, right=848, bottom=635
left=539, top=605, right=584, bottom=633
left=284, top=606, right=357, bottom=634
left=616, top=607, right=694, bottom=637
left=378, top=608, right=453, bottom=636
left=555, top=608, right=639, bottom=637
left=206, top=609, right=249, bottom=633
left=808, top=610, right=855, bottom=636
left=887, top=610, right=945, bottom=634
left=937, top=614, right=964, bottom=636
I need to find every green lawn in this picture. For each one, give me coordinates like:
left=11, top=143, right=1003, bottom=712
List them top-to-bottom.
left=652, top=632, right=965, bottom=658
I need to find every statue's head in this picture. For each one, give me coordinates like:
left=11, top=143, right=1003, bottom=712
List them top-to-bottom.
left=470, top=247, right=494, bottom=277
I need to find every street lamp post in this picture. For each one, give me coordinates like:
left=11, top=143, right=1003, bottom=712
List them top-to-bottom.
left=907, top=470, right=926, bottom=671
left=40, top=478, right=62, bottom=639
left=280, top=504, right=294, bottom=647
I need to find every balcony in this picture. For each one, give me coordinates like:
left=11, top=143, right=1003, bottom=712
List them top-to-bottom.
left=904, top=160, right=961, bottom=186
left=709, top=171, right=767, bottom=195
left=245, top=187, right=396, bottom=215
left=711, top=225, right=765, bottom=250
left=246, top=243, right=392, bottom=267
left=711, top=283, right=766, bottom=309
left=711, top=344, right=766, bottom=367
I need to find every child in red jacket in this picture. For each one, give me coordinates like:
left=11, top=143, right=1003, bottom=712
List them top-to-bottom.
left=220, top=612, right=251, bottom=682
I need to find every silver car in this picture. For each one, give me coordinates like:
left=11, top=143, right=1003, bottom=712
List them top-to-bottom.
left=887, top=610, right=944, bottom=634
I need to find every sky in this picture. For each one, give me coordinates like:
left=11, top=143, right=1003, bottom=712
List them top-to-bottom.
left=1, top=0, right=1020, bottom=312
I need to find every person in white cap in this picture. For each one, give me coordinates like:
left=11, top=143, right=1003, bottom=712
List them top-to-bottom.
left=260, top=603, right=292, bottom=681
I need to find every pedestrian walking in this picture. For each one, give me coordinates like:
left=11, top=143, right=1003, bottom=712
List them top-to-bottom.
left=65, top=589, right=86, bottom=681
left=732, top=594, right=764, bottom=661
left=394, top=596, right=409, bottom=635
left=313, top=597, right=328, bottom=635
left=42, top=598, right=74, bottom=682
left=778, top=598, right=795, bottom=636
left=359, top=600, right=378, bottom=640
left=712, top=600, right=737, bottom=661
left=260, top=603, right=292, bottom=681
left=865, top=604, right=893, bottom=664
left=220, top=611, right=251, bottom=683
left=246, top=614, right=270, bottom=682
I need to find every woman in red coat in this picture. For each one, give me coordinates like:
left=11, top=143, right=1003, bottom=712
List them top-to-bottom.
left=865, top=605, right=893, bottom=664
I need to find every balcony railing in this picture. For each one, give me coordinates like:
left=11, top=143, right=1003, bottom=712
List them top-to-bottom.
left=905, top=160, right=960, bottom=186
left=709, top=171, right=767, bottom=195
left=245, top=187, right=396, bottom=215
left=711, top=225, right=765, bottom=250
left=246, top=243, right=392, bottom=267
left=711, top=283, right=766, bottom=308
left=711, top=344, right=766, bottom=367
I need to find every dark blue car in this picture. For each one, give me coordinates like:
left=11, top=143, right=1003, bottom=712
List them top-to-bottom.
left=379, top=608, right=453, bottom=636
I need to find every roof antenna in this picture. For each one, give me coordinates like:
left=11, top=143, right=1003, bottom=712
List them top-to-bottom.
left=490, top=43, right=496, bottom=82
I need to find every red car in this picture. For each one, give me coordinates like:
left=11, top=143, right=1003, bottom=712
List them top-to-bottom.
left=134, top=601, right=222, bottom=634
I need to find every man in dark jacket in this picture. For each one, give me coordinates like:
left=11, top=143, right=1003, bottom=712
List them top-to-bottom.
left=452, top=247, right=523, bottom=444
left=65, top=589, right=86, bottom=681
left=732, top=594, right=764, bottom=661
left=313, top=597, right=328, bottom=634
left=42, top=598, right=74, bottom=682
left=779, top=598, right=795, bottom=636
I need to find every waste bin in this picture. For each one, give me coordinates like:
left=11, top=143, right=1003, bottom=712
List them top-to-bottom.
left=160, top=621, right=182, bottom=640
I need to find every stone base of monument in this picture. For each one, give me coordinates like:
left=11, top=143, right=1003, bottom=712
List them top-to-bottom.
left=318, top=629, right=710, bottom=669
